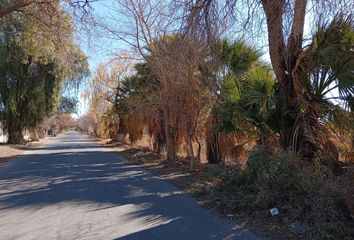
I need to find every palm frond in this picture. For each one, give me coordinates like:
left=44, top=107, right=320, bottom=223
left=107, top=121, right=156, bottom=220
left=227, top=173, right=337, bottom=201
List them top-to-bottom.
left=306, top=14, right=354, bottom=112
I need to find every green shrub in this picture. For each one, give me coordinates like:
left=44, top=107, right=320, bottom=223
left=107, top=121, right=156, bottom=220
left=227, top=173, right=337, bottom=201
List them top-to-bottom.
left=233, top=147, right=315, bottom=208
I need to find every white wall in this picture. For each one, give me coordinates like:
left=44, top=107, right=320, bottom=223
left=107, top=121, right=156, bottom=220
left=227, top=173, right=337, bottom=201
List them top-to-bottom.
left=0, top=125, right=31, bottom=143
left=0, top=127, right=7, bottom=143
left=0, top=128, right=31, bottom=143
left=23, top=130, right=30, bottom=141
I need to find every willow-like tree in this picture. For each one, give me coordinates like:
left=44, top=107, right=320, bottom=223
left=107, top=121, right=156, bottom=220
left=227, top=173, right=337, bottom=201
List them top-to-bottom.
left=0, top=8, right=88, bottom=143
left=114, top=35, right=210, bottom=169
left=87, top=61, right=130, bottom=138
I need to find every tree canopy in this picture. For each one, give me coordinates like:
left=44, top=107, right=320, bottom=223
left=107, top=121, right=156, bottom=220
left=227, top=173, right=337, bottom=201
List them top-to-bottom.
left=0, top=4, right=88, bottom=143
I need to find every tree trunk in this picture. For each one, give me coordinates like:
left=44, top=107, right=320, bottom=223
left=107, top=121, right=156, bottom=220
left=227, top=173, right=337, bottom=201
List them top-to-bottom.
left=262, top=0, right=318, bottom=158
left=296, top=106, right=320, bottom=159
left=163, top=107, right=176, bottom=162
left=6, top=110, right=24, bottom=144
left=206, top=114, right=223, bottom=164
left=153, top=115, right=166, bottom=153
left=114, top=117, right=128, bottom=142
left=7, top=127, right=24, bottom=144
left=165, top=129, right=176, bottom=162
left=153, top=130, right=165, bottom=153
left=30, top=131, right=40, bottom=142
left=206, top=134, right=222, bottom=164
left=187, top=135, right=196, bottom=170
left=196, top=138, right=202, bottom=163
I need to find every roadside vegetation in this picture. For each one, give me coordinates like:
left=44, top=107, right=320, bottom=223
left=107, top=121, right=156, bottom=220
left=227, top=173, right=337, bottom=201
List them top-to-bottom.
left=1, top=0, right=353, bottom=239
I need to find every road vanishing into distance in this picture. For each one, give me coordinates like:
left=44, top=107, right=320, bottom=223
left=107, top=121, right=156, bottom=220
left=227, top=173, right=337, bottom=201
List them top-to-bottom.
left=0, top=132, right=262, bottom=240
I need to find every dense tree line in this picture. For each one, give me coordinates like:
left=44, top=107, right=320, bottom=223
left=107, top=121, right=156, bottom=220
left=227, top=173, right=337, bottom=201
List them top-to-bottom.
left=84, top=0, right=353, bottom=168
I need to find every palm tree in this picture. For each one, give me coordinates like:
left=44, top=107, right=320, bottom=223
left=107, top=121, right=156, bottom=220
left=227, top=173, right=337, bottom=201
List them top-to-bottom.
left=291, top=14, right=354, bottom=158
left=215, top=15, right=354, bottom=160
left=207, top=39, right=273, bottom=163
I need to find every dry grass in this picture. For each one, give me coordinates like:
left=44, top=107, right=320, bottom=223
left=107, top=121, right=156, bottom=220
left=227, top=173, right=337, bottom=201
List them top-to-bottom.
left=0, top=137, right=51, bottom=164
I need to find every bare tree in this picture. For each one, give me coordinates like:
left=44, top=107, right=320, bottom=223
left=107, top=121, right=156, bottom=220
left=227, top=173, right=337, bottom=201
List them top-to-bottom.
left=94, top=0, right=213, bottom=166
left=96, top=0, right=179, bottom=161
left=149, top=35, right=210, bottom=169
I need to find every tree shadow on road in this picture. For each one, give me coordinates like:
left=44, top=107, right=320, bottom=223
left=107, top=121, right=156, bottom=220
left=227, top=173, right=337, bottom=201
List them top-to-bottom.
left=0, top=138, right=261, bottom=240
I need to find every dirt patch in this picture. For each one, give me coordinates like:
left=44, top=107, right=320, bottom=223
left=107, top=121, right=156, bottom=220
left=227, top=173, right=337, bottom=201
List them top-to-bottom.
left=0, top=137, right=51, bottom=164
left=0, top=145, right=23, bottom=164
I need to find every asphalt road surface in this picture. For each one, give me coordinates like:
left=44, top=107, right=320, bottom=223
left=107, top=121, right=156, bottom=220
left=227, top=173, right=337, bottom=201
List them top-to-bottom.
left=0, top=132, right=262, bottom=240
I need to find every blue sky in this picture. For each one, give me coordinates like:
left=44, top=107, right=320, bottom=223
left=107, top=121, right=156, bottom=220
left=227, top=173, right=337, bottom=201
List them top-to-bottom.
left=73, top=0, right=137, bottom=117
left=73, top=1, right=116, bottom=117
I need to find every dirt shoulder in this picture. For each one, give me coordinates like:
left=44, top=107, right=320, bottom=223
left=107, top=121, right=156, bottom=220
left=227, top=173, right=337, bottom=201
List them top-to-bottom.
left=0, top=137, right=51, bottom=164
left=103, top=140, right=201, bottom=192
left=103, top=141, right=271, bottom=235
left=0, top=145, right=23, bottom=164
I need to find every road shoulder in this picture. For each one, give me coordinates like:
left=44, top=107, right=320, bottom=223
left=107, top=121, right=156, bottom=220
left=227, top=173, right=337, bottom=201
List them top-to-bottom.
left=0, top=137, right=51, bottom=164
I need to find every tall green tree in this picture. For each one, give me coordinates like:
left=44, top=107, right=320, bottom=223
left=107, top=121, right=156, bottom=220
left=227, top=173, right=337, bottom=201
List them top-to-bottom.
left=0, top=10, right=88, bottom=143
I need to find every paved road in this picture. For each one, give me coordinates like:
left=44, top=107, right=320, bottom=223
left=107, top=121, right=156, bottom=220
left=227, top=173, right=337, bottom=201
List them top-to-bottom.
left=0, top=132, right=262, bottom=240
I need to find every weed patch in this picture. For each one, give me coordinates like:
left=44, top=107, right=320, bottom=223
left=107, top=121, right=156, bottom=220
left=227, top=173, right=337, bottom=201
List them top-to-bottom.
left=190, top=146, right=354, bottom=239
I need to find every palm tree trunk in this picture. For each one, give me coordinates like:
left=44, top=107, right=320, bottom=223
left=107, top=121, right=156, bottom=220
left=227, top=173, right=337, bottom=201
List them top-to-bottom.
left=262, top=0, right=320, bottom=158
left=115, top=117, right=127, bottom=142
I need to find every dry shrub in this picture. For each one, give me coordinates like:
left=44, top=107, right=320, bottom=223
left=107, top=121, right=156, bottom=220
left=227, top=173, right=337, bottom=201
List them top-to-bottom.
left=125, top=114, right=145, bottom=143
left=205, top=117, right=254, bottom=166
left=321, top=131, right=354, bottom=163
left=194, top=146, right=354, bottom=239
